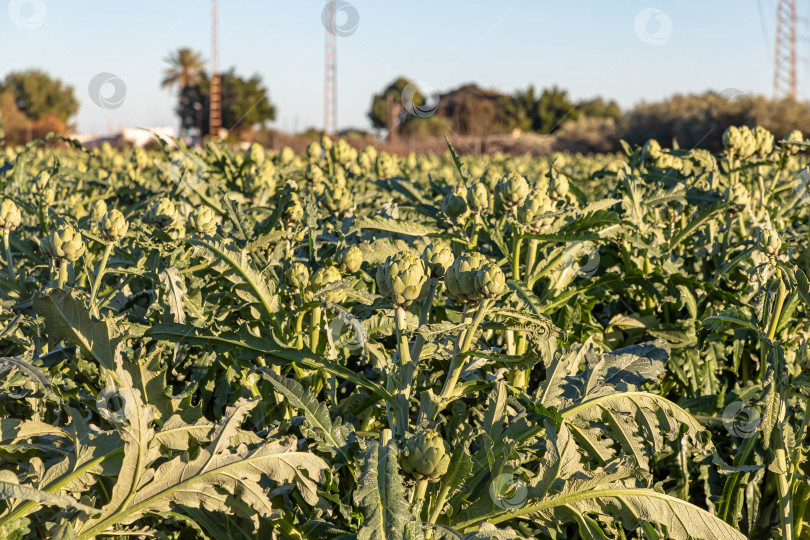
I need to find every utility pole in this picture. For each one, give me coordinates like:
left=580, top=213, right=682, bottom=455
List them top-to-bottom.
left=210, top=0, right=222, bottom=138
left=324, top=0, right=338, bottom=137
left=773, top=0, right=798, bottom=100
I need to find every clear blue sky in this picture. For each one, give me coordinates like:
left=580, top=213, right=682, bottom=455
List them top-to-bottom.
left=1, top=0, right=802, bottom=135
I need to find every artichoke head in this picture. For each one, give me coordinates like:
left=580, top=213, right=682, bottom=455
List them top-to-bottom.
left=376, top=251, right=428, bottom=307
left=402, top=430, right=450, bottom=482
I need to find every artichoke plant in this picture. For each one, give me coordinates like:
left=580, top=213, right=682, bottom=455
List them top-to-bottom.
left=548, top=171, right=569, bottom=201
left=495, top=172, right=530, bottom=212
left=466, top=182, right=489, bottom=214
left=723, top=183, right=750, bottom=208
left=322, top=184, right=353, bottom=214
left=442, top=187, right=469, bottom=222
left=517, top=188, right=551, bottom=231
left=144, top=198, right=177, bottom=230
left=0, top=200, right=22, bottom=232
left=188, top=207, right=218, bottom=236
left=99, top=209, right=129, bottom=243
left=41, top=224, right=85, bottom=262
left=756, top=228, right=781, bottom=258
left=421, top=240, right=454, bottom=279
left=336, top=245, right=363, bottom=274
left=376, top=251, right=428, bottom=307
left=445, top=252, right=488, bottom=304
left=285, top=262, right=310, bottom=291
left=475, top=263, right=506, bottom=299
left=310, top=266, right=344, bottom=303
left=401, top=430, right=451, bottom=482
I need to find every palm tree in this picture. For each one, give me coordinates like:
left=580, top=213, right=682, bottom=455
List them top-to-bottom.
left=161, top=48, right=205, bottom=92
left=162, top=48, right=205, bottom=139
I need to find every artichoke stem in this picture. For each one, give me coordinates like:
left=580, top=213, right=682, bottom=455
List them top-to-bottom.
left=3, top=230, right=14, bottom=282
left=511, top=232, right=521, bottom=282
left=524, top=239, right=539, bottom=287
left=89, top=243, right=113, bottom=316
left=57, top=259, right=68, bottom=290
left=410, top=279, right=437, bottom=362
left=438, top=299, right=491, bottom=404
left=310, top=306, right=323, bottom=353
left=395, top=306, right=415, bottom=435
left=294, top=311, right=306, bottom=349
left=774, top=434, right=794, bottom=540
left=412, top=478, right=429, bottom=509
left=428, top=483, right=452, bottom=524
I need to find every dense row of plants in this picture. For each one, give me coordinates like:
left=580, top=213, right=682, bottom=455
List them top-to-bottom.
left=0, top=126, right=808, bottom=539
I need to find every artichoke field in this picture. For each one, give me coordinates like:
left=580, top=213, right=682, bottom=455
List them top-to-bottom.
left=0, top=128, right=809, bottom=539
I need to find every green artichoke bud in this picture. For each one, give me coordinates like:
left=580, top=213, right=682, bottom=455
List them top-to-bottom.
left=723, top=126, right=743, bottom=154
left=738, top=126, right=757, bottom=158
left=753, top=126, right=774, bottom=156
left=783, top=130, right=804, bottom=154
left=320, top=135, right=333, bottom=152
left=331, top=139, right=352, bottom=164
left=641, top=139, right=662, bottom=162
left=306, top=141, right=322, bottom=161
left=246, top=143, right=265, bottom=166
left=279, top=146, right=295, bottom=165
left=305, top=163, right=326, bottom=188
left=480, top=167, right=501, bottom=193
left=495, top=172, right=530, bottom=212
left=548, top=172, right=569, bottom=201
left=466, top=182, right=489, bottom=214
left=723, top=183, right=749, bottom=207
left=322, top=184, right=353, bottom=214
left=442, top=187, right=469, bottom=221
left=517, top=188, right=551, bottom=230
left=283, top=192, right=304, bottom=226
left=144, top=198, right=177, bottom=229
left=90, top=199, right=108, bottom=222
left=0, top=200, right=22, bottom=232
left=188, top=206, right=218, bottom=235
left=99, top=209, right=129, bottom=243
left=41, top=224, right=85, bottom=262
left=756, top=229, right=781, bottom=258
left=421, top=240, right=454, bottom=278
left=337, top=245, right=363, bottom=274
left=376, top=251, right=428, bottom=307
left=445, top=252, right=488, bottom=304
left=285, top=262, right=310, bottom=290
left=475, top=263, right=506, bottom=299
left=310, top=265, right=344, bottom=303
left=402, top=430, right=450, bottom=482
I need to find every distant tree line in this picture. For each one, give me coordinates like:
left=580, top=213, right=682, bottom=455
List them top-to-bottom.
left=2, top=64, right=810, bottom=152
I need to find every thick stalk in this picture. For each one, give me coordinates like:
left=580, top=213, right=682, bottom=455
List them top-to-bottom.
left=3, top=230, right=15, bottom=281
left=511, top=232, right=522, bottom=282
left=524, top=239, right=539, bottom=287
left=89, top=243, right=114, bottom=315
left=57, top=259, right=68, bottom=289
left=768, top=272, right=787, bottom=341
left=410, top=279, right=437, bottom=362
left=437, top=300, right=490, bottom=403
left=310, top=306, right=323, bottom=353
left=395, top=307, right=415, bottom=399
left=294, top=311, right=305, bottom=349
left=775, top=432, right=794, bottom=540
left=412, top=478, right=429, bottom=508
left=428, top=483, right=452, bottom=524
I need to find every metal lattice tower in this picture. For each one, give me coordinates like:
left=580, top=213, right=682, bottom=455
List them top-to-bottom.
left=209, top=0, right=222, bottom=138
left=324, top=0, right=338, bottom=137
left=773, top=0, right=798, bottom=100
